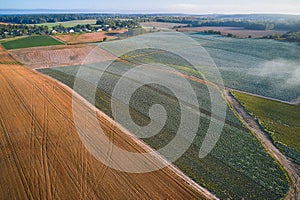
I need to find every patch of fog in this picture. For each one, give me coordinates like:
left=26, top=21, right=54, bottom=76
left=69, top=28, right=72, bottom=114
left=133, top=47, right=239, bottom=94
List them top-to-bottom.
left=248, top=59, right=300, bottom=88
left=286, top=68, right=300, bottom=86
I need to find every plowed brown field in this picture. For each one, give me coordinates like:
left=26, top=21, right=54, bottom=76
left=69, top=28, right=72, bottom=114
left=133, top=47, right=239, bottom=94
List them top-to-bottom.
left=54, top=29, right=128, bottom=44
left=0, top=45, right=19, bottom=64
left=9, top=45, right=116, bottom=69
left=0, top=63, right=214, bottom=199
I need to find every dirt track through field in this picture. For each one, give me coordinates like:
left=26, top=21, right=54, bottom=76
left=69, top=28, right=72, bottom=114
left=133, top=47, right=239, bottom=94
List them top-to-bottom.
left=124, top=56, right=299, bottom=199
left=0, top=63, right=216, bottom=199
left=145, top=63, right=300, bottom=199
left=224, top=89, right=300, bottom=200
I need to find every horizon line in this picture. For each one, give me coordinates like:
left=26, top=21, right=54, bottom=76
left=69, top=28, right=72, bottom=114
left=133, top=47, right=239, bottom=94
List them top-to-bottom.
left=1, top=8, right=300, bottom=16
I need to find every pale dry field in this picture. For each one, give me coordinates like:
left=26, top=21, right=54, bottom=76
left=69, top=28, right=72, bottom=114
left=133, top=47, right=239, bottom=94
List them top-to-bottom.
left=178, top=26, right=287, bottom=38
left=54, top=29, right=128, bottom=44
left=0, top=45, right=18, bottom=64
left=9, top=45, right=116, bottom=69
left=0, top=63, right=211, bottom=199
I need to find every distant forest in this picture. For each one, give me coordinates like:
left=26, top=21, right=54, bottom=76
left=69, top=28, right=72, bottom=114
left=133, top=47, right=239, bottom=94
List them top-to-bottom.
left=1, top=13, right=300, bottom=31
left=0, top=14, right=300, bottom=42
left=0, top=14, right=147, bottom=24
left=157, top=17, right=300, bottom=31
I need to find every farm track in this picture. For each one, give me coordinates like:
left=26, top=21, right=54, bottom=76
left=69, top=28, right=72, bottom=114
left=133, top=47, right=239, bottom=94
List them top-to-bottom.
left=4, top=42, right=296, bottom=199
left=118, top=55, right=299, bottom=199
left=0, top=63, right=216, bottom=199
left=224, top=89, right=300, bottom=200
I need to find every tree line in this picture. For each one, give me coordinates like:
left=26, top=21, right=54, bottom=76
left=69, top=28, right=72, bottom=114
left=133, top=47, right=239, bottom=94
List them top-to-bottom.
left=0, top=14, right=150, bottom=25
left=0, top=14, right=99, bottom=24
left=1, top=14, right=300, bottom=41
left=156, top=17, right=300, bottom=31
left=96, top=19, right=138, bottom=29
left=0, top=21, right=138, bottom=39
left=0, top=24, right=50, bottom=39
left=265, top=30, right=300, bottom=42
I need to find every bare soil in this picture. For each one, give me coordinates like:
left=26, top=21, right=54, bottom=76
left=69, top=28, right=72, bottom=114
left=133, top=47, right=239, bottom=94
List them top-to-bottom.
left=54, top=29, right=128, bottom=44
left=0, top=45, right=18, bottom=64
left=9, top=45, right=116, bottom=69
left=0, top=62, right=215, bottom=199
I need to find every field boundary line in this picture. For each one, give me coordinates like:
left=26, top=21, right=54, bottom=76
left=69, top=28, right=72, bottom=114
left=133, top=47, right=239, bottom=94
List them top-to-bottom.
left=34, top=67, right=219, bottom=200
left=224, top=89, right=299, bottom=200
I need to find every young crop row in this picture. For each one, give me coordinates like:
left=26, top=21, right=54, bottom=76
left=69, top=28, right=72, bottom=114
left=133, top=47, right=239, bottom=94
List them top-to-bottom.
left=190, top=33, right=300, bottom=101
left=1, top=35, right=63, bottom=50
left=38, top=55, right=289, bottom=199
left=232, top=90, right=300, bottom=164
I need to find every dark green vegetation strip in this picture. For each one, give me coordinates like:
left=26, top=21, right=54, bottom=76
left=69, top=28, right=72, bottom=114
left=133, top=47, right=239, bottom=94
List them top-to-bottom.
left=1, top=35, right=63, bottom=50
left=38, top=49, right=289, bottom=199
left=0, top=61, right=22, bottom=65
left=232, top=90, right=300, bottom=164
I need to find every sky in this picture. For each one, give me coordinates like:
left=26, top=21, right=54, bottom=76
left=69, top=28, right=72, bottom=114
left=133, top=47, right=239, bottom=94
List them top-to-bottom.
left=1, top=0, right=300, bottom=15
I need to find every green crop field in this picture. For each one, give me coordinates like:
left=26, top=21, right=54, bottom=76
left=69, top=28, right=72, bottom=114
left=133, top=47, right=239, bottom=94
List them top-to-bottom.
left=36, top=19, right=97, bottom=28
left=189, top=33, right=300, bottom=102
left=1, top=35, right=63, bottom=50
left=0, top=36, right=27, bottom=44
left=38, top=47, right=290, bottom=199
left=232, top=90, right=300, bottom=164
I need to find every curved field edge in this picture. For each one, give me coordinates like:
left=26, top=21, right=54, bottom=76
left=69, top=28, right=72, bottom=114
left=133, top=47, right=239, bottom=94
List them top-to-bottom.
left=7, top=44, right=116, bottom=69
left=0, top=45, right=22, bottom=65
left=0, top=63, right=211, bottom=199
left=38, top=64, right=290, bottom=199
left=225, top=89, right=299, bottom=199
left=224, top=90, right=291, bottom=198
left=231, top=90, right=300, bottom=165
